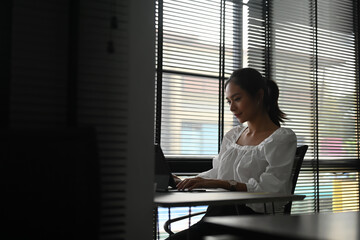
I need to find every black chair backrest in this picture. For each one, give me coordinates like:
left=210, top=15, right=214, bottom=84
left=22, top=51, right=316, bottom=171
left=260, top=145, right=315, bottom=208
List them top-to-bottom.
left=284, top=145, right=308, bottom=214
left=291, top=145, right=308, bottom=194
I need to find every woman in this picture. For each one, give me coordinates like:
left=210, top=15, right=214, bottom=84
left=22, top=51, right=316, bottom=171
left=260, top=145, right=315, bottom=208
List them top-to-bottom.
left=169, top=68, right=297, bottom=239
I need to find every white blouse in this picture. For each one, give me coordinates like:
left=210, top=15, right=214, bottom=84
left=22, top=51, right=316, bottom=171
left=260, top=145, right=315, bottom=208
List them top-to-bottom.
left=197, top=125, right=297, bottom=212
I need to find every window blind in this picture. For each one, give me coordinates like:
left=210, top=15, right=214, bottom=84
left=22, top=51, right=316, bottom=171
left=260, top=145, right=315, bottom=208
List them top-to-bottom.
left=155, top=0, right=359, bottom=216
left=155, top=0, right=242, bottom=157
left=247, top=0, right=359, bottom=213
left=262, top=0, right=317, bottom=213
left=315, top=0, right=359, bottom=213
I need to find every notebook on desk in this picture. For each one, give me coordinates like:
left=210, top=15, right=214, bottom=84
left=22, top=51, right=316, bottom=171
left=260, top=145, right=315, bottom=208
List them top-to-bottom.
left=154, top=144, right=177, bottom=192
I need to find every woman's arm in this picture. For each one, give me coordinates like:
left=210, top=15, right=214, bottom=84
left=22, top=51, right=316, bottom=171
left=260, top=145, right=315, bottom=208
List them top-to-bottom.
left=176, top=126, right=245, bottom=191
left=196, top=127, right=241, bottom=179
left=176, top=177, right=247, bottom=191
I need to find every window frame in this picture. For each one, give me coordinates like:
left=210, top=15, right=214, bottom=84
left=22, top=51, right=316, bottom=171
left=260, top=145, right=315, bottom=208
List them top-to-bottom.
left=155, top=0, right=360, bottom=214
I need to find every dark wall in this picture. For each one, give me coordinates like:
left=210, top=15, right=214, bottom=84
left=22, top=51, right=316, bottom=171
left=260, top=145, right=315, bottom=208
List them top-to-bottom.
left=0, top=0, right=13, bottom=127
left=1, top=0, right=155, bottom=239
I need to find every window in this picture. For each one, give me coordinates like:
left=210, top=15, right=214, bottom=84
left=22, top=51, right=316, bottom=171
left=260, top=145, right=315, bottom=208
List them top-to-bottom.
left=155, top=0, right=359, bottom=225
left=155, top=0, right=242, bottom=159
left=253, top=0, right=360, bottom=214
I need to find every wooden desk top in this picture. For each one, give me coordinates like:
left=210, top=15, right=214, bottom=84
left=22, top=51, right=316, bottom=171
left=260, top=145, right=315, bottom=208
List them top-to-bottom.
left=154, top=190, right=305, bottom=208
left=205, top=211, right=360, bottom=240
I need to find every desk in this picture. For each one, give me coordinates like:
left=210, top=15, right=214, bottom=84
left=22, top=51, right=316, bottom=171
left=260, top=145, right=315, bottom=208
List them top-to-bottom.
left=154, top=191, right=305, bottom=239
left=154, top=191, right=305, bottom=208
left=205, top=211, right=360, bottom=240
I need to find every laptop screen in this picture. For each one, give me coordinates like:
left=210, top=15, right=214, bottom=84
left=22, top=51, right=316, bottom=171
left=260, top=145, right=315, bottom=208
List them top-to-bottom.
left=154, top=144, right=176, bottom=191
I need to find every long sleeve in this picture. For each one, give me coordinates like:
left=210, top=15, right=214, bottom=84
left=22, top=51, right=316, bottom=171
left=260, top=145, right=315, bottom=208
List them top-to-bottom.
left=197, top=126, right=243, bottom=179
left=196, top=155, right=219, bottom=179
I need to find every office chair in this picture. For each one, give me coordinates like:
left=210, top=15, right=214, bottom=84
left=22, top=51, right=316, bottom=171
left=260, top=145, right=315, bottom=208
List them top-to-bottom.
left=283, top=144, right=308, bottom=214
left=164, top=145, right=308, bottom=235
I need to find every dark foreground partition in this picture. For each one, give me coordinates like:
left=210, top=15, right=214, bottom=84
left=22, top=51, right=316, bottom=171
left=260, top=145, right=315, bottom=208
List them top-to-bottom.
left=0, top=127, right=100, bottom=240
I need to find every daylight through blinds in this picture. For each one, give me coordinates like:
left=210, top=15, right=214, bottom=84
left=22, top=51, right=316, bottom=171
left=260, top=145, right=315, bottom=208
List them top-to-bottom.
left=155, top=0, right=359, bottom=217
left=156, top=0, right=242, bottom=156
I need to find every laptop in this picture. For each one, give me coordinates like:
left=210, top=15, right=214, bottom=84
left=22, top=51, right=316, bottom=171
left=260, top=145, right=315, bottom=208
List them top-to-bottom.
left=154, top=144, right=177, bottom=192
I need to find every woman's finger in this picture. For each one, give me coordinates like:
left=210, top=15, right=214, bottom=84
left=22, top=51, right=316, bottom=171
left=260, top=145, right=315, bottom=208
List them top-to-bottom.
left=177, top=178, right=197, bottom=190
left=176, top=179, right=190, bottom=190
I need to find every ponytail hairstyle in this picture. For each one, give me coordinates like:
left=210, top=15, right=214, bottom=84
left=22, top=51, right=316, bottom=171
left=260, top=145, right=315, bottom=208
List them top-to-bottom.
left=225, top=68, right=287, bottom=126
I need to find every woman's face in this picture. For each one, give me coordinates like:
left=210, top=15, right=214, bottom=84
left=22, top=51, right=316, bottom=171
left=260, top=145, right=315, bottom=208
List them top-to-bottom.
left=225, top=81, right=259, bottom=123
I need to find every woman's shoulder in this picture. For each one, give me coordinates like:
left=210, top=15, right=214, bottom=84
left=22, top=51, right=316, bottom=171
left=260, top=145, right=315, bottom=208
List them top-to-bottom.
left=223, top=125, right=245, bottom=141
left=225, top=125, right=244, bottom=136
left=270, top=127, right=297, bottom=142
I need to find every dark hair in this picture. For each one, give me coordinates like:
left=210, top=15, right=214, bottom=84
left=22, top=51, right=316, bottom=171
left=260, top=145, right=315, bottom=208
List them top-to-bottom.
left=225, top=68, right=286, bottom=126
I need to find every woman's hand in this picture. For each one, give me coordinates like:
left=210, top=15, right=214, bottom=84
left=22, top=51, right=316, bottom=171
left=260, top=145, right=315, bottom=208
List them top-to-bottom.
left=172, top=174, right=182, bottom=185
left=176, top=177, right=226, bottom=191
